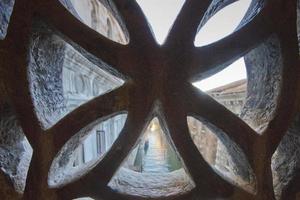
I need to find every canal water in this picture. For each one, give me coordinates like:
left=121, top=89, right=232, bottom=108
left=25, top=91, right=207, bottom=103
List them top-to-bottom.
left=139, top=128, right=182, bottom=173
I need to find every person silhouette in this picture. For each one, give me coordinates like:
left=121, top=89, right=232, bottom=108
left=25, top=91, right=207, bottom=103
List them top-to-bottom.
left=144, top=139, right=149, bottom=155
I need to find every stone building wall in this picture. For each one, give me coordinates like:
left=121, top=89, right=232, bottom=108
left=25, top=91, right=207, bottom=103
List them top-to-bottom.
left=0, top=0, right=128, bottom=195
left=0, top=0, right=14, bottom=39
left=0, top=0, right=31, bottom=195
left=59, top=0, right=127, bottom=166
left=69, top=0, right=127, bottom=44
left=270, top=2, right=300, bottom=199
left=62, top=43, right=123, bottom=112
left=188, top=79, right=250, bottom=190
left=209, top=80, right=248, bottom=177
left=0, top=105, right=32, bottom=194
left=188, top=118, right=218, bottom=165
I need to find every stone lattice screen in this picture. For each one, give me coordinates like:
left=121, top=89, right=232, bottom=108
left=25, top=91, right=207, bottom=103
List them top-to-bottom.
left=0, top=0, right=300, bottom=200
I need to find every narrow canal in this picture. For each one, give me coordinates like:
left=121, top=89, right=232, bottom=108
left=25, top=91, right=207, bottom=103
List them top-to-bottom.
left=135, top=119, right=182, bottom=173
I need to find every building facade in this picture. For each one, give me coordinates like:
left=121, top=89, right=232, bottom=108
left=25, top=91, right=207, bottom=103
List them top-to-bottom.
left=61, top=0, right=127, bottom=167
left=188, top=79, right=250, bottom=190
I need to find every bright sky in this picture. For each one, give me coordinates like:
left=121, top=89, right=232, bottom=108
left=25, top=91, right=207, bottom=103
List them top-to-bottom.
left=136, top=0, right=251, bottom=91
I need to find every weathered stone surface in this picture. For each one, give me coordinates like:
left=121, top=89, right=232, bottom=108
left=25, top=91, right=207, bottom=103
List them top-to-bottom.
left=0, top=0, right=14, bottom=39
left=0, top=0, right=298, bottom=199
left=28, top=0, right=129, bottom=129
left=58, top=0, right=80, bottom=19
left=196, top=0, right=266, bottom=79
left=199, top=0, right=265, bottom=42
left=200, top=0, right=236, bottom=29
left=238, top=0, right=265, bottom=28
left=0, top=1, right=32, bottom=196
left=270, top=4, right=300, bottom=199
left=28, top=22, right=67, bottom=129
left=241, top=35, right=282, bottom=133
left=0, top=104, right=32, bottom=194
left=49, top=114, right=126, bottom=187
left=272, top=115, right=300, bottom=199
left=187, top=116, right=255, bottom=193
left=48, top=117, right=99, bottom=187
left=188, top=117, right=218, bottom=165
left=202, top=119, right=255, bottom=193
left=108, top=167, right=195, bottom=198
left=0, top=170, right=20, bottom=200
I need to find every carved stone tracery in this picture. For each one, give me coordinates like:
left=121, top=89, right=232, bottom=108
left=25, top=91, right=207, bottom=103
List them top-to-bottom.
left=0, top=0, right=300, bottom=200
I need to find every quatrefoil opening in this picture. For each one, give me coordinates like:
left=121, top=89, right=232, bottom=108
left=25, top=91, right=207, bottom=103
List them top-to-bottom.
left=1, top=0, right=298, bottom=199
left=38, top=0, right=285, bottom=198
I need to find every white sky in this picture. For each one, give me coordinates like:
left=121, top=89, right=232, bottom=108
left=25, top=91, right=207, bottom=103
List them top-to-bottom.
left=136, top=0, right=251, bottom=91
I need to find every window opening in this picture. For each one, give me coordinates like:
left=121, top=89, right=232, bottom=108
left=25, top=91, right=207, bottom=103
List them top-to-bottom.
left=0, top=0, right=14, bottom=39
left=1, top=0, right=294, bottom=199
left=67, top=0, right=128, bottom=44
left=136, top=0, right=185, bottom=44
left=194, top=0, right=252, bottom=47
left=107, top=18, right=112, bottom=39
left=28, top=26, right=125, bottom=129
left=48, top=114, right=127, bottom=187
left=187, top=116, right=256, bottom=194
left=108, top=117, right=195, bottom=197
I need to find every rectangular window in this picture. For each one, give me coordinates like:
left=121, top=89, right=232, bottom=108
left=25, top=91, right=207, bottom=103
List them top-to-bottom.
left=96, top=130, right=105, bottom=155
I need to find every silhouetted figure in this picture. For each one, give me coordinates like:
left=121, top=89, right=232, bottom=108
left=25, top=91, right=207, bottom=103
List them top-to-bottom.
left=144, top=139, right=149, bottom=154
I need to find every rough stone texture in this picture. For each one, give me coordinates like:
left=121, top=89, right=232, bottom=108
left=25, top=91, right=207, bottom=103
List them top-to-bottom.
left=0, top=0, right=14, bottom=39
left=0, top=0, right=298, bottom=199
left=0, top=0, right=33, bottom=196
left=28, top=0, right=129, bottom=129
left=44, top=0, right=127, bottom=186
left=58, top=0, right=81, bottom=19
left=199, top=0, right=286, bottom=196
left=200, top=0, right=236, bottom=29
left=238, top=0, right=265, bottom=28
left=192, top=1, right=267, bottom=193
left=190, top=2, right=283, bottom=194
left=270, top=3, right=300, bottom=199
left=28, top=22, right=68, bottom=129
left=241, top=35, right=282, bottom=133
left=189, top=83, right=254, bottom=192
left=0, top=104, right=32, bottom=194
left=48, top=114, right=127, bottom=187
left=188, top=115, right=256, bottom=193
left=272, top=115, right=300, bottom=199
left=48, top=117, right=103, bottom=187
left=187, top=117, right=218, bottom=165
left=201, top=118, right=255, bottom=193
left=214, top=142, right=255, bottom=193
left=108, top=167, right=195, bottom=198
left=0, top=170, right=21, bottom=200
